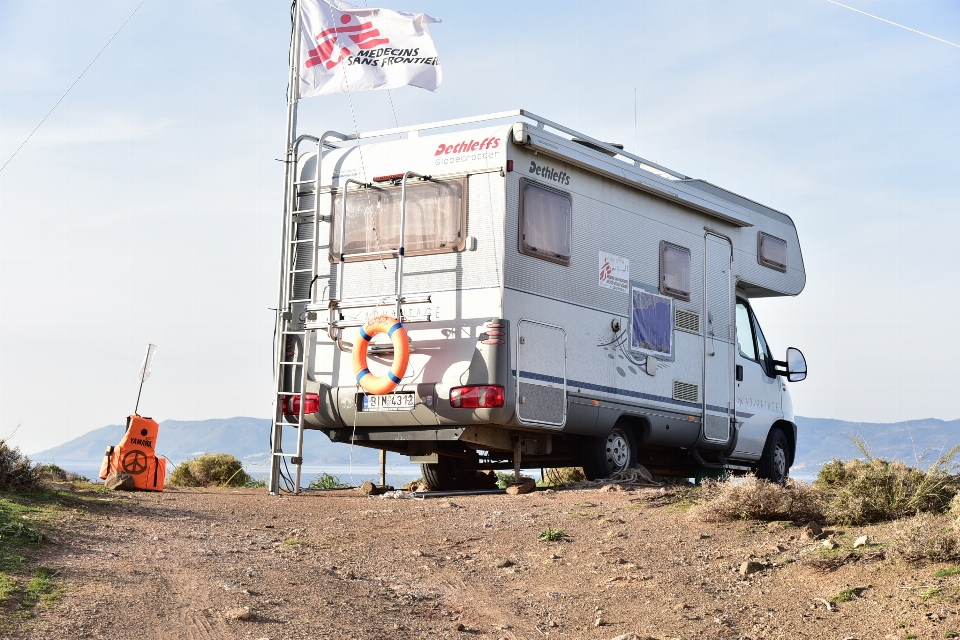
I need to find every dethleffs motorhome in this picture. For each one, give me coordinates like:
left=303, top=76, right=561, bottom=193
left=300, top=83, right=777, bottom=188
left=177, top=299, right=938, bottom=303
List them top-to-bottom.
left=268, top=110, right=808, bottom=494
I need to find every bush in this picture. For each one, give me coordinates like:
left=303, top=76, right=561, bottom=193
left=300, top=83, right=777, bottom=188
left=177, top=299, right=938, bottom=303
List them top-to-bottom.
left=0, top=439, right=40, bottom=492
left=167, top=453, right=250, bottom=488
left=814, top=454, right=958, bottom=526
left=34, top=464, right=88, bottom=483
left=543, top=467, right=586, bottom=486
left=308, top=472, right=348, bottom=490
left=495, top=472, right=535, bottom=489
left=244, top=475, right=267, bottom=489
left=690, top=477, right=823, bottom=523
left=892, top=515, right=960, bottom=564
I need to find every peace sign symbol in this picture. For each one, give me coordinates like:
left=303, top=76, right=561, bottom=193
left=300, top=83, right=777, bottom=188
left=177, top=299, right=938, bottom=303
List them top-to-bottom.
left=122, top=449, right=148, bottom=475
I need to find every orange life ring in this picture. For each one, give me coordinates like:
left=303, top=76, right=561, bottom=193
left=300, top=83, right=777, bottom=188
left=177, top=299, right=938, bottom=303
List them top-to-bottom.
left=352, top=315, right=409, bottom=395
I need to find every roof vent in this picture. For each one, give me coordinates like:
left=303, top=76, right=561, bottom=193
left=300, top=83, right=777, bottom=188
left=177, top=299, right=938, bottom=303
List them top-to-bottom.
left=572, top=138, right=624, bottom=157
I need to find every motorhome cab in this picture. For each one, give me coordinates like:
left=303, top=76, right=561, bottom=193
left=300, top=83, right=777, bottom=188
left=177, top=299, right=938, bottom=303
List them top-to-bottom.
left=268, top=110, right=808, bottom=493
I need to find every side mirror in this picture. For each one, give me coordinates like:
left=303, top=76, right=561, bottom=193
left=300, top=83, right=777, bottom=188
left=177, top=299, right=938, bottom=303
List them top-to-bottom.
left=786, top=347, right=807, bottom=382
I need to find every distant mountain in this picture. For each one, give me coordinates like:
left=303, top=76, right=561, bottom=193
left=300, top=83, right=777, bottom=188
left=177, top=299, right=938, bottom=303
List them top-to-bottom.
left=31, top=415, right=960, bottom=476
left=794, top=416, right=960, bottom=474
left=31, top=417, right=380, bottom=467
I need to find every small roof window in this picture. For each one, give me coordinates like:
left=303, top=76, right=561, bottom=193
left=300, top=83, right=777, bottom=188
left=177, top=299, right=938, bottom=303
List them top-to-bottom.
left=758, top=232, right=787, bottom=273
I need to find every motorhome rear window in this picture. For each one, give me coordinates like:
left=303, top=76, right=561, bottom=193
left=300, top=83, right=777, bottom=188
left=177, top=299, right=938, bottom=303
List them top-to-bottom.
left=329, top=178, right=466, bottom=262
left=519, top=179, right=572, bottom=266
left=758, top=232, right=787, bottom=273
left=659, top=242, right=691, bottom=302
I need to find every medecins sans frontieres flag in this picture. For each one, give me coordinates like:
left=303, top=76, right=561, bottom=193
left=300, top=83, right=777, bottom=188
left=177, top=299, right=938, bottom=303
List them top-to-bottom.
left=298, top=0, right=442, bottom=98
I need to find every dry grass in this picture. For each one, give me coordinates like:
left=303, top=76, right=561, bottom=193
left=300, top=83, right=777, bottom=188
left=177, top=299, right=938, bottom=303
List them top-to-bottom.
left=813, top=438, right=959, bottom=526
left=167, top=453, right=251, bottom=488
left=543, top=467, right=586, bottom=486
left=689, top=477, right=823, bottom=523
left=891, top=514, right=960, bottom=564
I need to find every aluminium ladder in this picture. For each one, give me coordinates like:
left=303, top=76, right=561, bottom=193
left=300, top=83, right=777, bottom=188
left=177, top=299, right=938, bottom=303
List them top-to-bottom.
left=269, top=132, right=346, bottom=495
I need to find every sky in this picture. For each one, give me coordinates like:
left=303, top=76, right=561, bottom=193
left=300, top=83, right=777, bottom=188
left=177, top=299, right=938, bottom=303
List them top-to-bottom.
left=1, top=0, right=959, bottom=454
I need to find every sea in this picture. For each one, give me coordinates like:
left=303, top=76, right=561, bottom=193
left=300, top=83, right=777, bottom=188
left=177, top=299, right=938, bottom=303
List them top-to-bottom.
left=51, top=460, right=423, bottom=489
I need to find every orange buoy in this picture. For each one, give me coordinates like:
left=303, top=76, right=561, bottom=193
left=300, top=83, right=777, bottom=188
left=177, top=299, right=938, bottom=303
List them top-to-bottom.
left=352, top=315, right=409, bottom=395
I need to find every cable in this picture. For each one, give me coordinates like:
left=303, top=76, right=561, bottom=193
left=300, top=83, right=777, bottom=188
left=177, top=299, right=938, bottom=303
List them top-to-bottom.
left=0, top=0, right=148, bottom=174
left=826, top=0, right=960, bottom=49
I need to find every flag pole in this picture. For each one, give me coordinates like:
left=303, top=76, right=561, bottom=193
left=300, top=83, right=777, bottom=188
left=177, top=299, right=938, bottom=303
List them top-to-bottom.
left=271, top=0, right=303, bottom=495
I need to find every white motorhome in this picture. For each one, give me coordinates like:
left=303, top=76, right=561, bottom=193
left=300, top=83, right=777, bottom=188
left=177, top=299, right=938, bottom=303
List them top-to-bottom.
left=268, top=110, right=808, bottom=493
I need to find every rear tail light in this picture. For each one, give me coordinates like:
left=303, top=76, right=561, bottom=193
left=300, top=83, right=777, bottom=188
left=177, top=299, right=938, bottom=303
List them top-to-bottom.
left=449, top=385, right=504, bottom=409
left=283, top=393, right=320, bottom=416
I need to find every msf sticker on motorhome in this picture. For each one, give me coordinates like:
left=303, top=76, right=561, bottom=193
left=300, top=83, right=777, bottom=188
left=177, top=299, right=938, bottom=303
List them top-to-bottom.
left=269, top=109, right=808, bottom=493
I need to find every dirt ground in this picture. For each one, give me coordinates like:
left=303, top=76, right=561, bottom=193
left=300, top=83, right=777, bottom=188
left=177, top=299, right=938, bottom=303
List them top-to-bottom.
left=9, top=483, right=960, bottom=640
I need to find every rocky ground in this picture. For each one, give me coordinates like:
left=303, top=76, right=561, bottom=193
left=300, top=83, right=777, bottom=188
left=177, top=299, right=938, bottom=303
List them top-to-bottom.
left=7, top=483, right=960, bottom=640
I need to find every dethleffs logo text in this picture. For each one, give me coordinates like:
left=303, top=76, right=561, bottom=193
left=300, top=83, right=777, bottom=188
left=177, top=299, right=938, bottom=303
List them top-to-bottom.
left=305, top=14, right=438, bottom=70
left=434, top=138, right=500, bottom=156
left=529, top=160, right=570, bottom=185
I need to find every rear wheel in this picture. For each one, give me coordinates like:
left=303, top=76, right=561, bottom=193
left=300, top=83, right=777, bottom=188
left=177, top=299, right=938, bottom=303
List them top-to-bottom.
left=582, top=426, right=637, bottom=480
left=756, top=427, right=789, bottom=485
left=420, top=451, right=483, bottom=491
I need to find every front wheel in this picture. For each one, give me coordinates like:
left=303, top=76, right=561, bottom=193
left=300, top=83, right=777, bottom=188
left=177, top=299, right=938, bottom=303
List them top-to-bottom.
left=581, top=426, right=637, bottom=480
left=756, top=427, right=789, bottom=485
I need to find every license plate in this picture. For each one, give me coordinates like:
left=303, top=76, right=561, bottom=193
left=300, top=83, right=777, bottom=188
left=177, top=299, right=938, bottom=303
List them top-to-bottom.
left=360, top=392, right=415, bottom=412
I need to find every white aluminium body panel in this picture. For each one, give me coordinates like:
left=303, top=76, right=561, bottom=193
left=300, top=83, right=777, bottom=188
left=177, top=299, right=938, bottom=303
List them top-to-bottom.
left=289, top=110, right=804, bottom=462
left=298, top=137, right=510, bottom=391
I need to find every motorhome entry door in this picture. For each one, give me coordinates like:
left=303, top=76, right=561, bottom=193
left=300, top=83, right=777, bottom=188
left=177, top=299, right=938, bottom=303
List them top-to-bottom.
left=702, top=233, right=735, bottom=443
left=516, top=320, right=567, bottom=428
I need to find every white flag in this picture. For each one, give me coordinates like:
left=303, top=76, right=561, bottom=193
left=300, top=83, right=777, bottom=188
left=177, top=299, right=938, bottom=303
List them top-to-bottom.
left=298, top=0, right=442, bottom=98
left=139, top=344, right=158, bottom=382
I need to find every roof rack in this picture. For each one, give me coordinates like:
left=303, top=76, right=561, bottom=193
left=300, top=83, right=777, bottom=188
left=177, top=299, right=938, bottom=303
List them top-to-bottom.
left=314, top=109, right=688, bottom=181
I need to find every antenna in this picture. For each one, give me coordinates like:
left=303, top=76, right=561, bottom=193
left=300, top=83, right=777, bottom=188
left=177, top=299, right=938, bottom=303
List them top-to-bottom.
left=135, top=344, right=158, bottom=415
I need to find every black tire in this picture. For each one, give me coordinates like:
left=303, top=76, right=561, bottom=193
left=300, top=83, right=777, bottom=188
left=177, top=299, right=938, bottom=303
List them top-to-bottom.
left=581, top=425, right=638, bottom=480
left=756, top=427, right=790, bottom=485
left=420, top=454, right=479, bottom=491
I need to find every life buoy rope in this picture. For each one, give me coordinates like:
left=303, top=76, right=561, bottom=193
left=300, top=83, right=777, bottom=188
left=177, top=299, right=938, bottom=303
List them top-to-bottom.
left=352, top=315, right=410, bottom=395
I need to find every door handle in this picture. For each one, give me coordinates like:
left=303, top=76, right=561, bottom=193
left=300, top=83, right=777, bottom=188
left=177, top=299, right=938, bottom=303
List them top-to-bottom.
left=736, top=364, right=743, bottom=381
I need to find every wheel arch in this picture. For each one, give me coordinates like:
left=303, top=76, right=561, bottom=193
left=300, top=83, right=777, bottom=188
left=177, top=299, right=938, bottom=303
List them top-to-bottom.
left=611, top=413, right=651, bottom=444
left=772, top=419, right=797, bottom=468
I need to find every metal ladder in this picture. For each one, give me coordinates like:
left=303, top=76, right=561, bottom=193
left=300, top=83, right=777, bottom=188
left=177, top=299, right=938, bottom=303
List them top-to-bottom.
left=269, top=131, right=347, bottom=495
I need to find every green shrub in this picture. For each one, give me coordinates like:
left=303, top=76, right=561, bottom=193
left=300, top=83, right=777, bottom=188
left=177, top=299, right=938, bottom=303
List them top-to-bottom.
left=0, top=439, right=40, bottom=492
left=815, top=450, right=958, bottom=526
left=167, top=454, right=250, bottom=488
left=34, top=464, right=88, bottom=483
left=35, top=464, right=67, bottom=482
left=308, top=472, right=348, bottom=490
left=495, top=472, right=535, bottom=488
left=244, top=475, right=267, bottom=489
left=690, top=477, right=823, bottom=523
left=538, top=525, right=566, bottom=542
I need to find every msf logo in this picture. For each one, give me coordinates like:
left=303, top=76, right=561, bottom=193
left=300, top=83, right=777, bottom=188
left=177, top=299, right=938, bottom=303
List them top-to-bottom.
left=305, top=14, right=389, bottom=70
left=600, top=258, right=613, bottom=283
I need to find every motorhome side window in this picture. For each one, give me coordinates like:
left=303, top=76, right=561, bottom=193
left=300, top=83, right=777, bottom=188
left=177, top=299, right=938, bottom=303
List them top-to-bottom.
left=330, top=178, right=466, bottom=262
left=519, top=179, right=572, bottom=265
left=758, top=232, right=788, bottom=273
left=659, top=242, right=691, bottom=301
left=735, top=300, right=757, bottom=361
left=752, top=312, right=774, bottom=377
